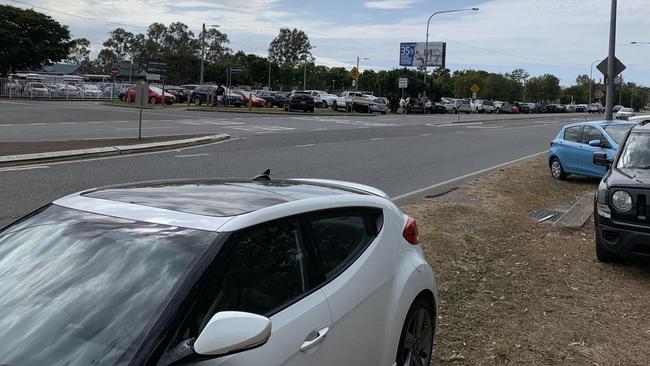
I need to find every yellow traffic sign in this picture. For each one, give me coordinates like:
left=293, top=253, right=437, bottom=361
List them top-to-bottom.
left=351, top=67, right=359, bottom=79
left=470, top=83, right=480, bottom=93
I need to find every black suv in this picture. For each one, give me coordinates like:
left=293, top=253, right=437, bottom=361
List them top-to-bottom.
left=191, top=86, right=243, bottom=107
left=256, top=91, right=287, bottom=108
left=284, top=91, right=314, bottom=113
left=594, top=119, right=650, bottom=262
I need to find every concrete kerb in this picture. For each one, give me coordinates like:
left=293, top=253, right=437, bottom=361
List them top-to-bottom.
left=182, top=107, right=378, bottom=117
left=451, top=113, right=593, bottom=125
left=0, top=134, right=230, bottom=167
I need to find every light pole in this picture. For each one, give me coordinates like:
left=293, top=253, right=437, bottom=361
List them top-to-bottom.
left=604, top=0, right=617, bottom=120
left=424, top=7, right=478, bottom=84
left=200, top=23, right=219, bottom=84
left=303, top=46, right=316, bottom=90
left=355, top=56, right=370, bottom=90
left=267, top=57, right=271, bottom=90
left=589, top=59, right=599, bottom=105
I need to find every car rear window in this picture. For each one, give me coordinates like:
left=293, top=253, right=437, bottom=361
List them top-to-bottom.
left=564, top=126, right=582, bottom=142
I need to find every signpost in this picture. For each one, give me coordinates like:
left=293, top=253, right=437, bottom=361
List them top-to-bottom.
left=399, top=42, right=446, bottom=68
left=597, top=56, right=625, bottom=82
left=110, top=66, right=121, bottom=77
left=227, top=67, right=243, bottom=107
left=351, top=67, right=360, bottom=80
left=399, top=77, right=408, bottom=100
left=135, top=82, right=148, bottom=140
left=470, top=83, right=480, bottom=99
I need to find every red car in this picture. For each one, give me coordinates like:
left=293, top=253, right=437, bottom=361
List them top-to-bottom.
left=125, top=86, right=175, bottom=105
left=233, top=90, right=266, bottom=108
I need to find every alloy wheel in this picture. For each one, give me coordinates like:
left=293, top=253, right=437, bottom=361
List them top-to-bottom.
left=400, top=308, right=433, bottom=366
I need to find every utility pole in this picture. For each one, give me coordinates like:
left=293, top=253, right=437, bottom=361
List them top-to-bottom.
left=605, top=0, right=617, bottom=120
left=200, top=23, right=206, bottom=84
left=267, top=58, right=271, bottom=90
left=589, top=59, right=599, bottom=106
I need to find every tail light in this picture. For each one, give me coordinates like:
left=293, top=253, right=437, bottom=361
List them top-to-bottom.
left=402, top=216, right=419, bottom=244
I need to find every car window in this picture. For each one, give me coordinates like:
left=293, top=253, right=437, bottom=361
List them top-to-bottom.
left=564, top=126, right=582, bottom=142
left=581, top=126, right=605, bottom=144
left=617, top=133, right=650, bottom=169
left=308, top=208, right=378, bottom=280
left=173, top=218, right=308, bottom=341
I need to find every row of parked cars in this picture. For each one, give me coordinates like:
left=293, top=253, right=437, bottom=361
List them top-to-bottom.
left=5, top=81, right=113, bottom=98
left=440, top=97, right=610, bottom=115
left=547, top=114, right=650, bottom=263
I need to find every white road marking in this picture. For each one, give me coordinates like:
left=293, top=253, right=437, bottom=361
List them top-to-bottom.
left=88, top=121, right=104, bottom=124
left=60, top=122, right=77, bottom=125
left=430, top=122, right=482, bottom=127
left=28, top=123, right=46, bottom=126
left=0, top=124, right=15, bottom=127
left=465, top=125, right=503, bottom=129
left=116, top=127, right=179, bottom=130
left=313, top=128, right=328, bottom=131
left=254, top=131, right=275, bottom=134
left=420, top=133, right=432, bottom=136
left=369, top=137, right=385, bottom=141
left=295, top=144, right=315, bottom=148
left=392, top=150, right=547, bottom=201
left=175, top=153, right=210, bottom=158
left=0, top=165, right=50, bottom=172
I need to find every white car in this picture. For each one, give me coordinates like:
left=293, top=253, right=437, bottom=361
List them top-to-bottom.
left=23, top=82, right=49, bottom=97
left=80, top=84, right=103, bottom=98
left=306, top=90, right=336, bottom=108
left=615, top=107, right=635, bottom=120
left=0, top=175, right=437, bottom=366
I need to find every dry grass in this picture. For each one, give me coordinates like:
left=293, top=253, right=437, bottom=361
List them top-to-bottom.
left=403, top=155, right=650, bottom=365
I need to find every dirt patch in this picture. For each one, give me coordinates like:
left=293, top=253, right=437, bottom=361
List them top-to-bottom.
left=0, top=134, right=209, bottom=155
left=403, top=155, right=650, bottom=365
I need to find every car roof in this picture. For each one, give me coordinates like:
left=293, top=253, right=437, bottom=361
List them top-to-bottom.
left=562, top=120, right=635, bottom=129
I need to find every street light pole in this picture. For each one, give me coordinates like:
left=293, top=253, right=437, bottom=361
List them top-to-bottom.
left=605, top=0, right=617, bottom=120
left=424, top=8, right=478, bottom=84
left=200, top=23, right=219, bottom=84
left=303, top=46, right=316, bottom=90
left=355, top=56, right=370, bottom=91
left=589, top=59, right=599, bottom=106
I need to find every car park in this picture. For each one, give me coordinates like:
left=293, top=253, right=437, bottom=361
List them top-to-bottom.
left=285, top=90, right=315, bottom=112
left=615, top=107, right=634, bottom=120
left=548, top=121, right=635, bottom=179
left=593, top=121, right=650, bottom=262
left=0, top=176, right=437, bottom=366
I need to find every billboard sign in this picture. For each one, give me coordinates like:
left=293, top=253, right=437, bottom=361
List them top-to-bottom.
left=399, top=42, right=446, bottom=68
left=145, top=59, right=168, bottom=75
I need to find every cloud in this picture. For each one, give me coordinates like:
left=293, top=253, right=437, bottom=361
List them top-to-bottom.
left=364, top=0, right=417, bottom=10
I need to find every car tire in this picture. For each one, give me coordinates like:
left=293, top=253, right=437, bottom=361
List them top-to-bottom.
left=150, top=96, right=157, bottom=105
left=194, top=97, right=202, bottom=106
left=266, top=101, right=273, bottom=108
left=322, top=101, right=328, bottom=108
left=331, top=101, right=338, bottom=110
left=309, top=108, right=314, bottom=113
left=453, top=108, right=458, bottom=114
left=496, top=109, right=500, bottom=114
left=381, top=111, right=387, bottom=115
left=550, top=157, right=567, bottom=180
left=595, top=226, right=621, bottom=262
left=396, top=297, right=434, bottom=366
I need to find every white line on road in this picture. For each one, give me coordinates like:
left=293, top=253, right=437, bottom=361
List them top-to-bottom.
left=88, top=121, right=104, bottom=124
left=60, top=122, right=77, bottom=125
left=429, top=122, right=483, bottom=127
left=28, top=123, right=47, bottom=126
left=0, top=124, right=15, bottom=127
left=116, top=127, right=179, bottom=130
left=313, top=128, right=328, bottom=131
left=255, top=131, right=275, bottom=134
left=419, top=133, right=432, bottom=136
left=369, top=137, right=385, bottom=141
left=295, top=144, right=315, bottom=148
left=392, top=150, right=547, bottom=201
left=175, top=153, right=211, bottom=158
left=0, top=165, right=50, bottom=172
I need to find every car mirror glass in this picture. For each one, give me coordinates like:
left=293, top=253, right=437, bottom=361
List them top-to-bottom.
left=589, top=139, right=603, bottom=147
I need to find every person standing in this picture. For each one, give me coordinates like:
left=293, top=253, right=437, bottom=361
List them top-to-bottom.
left=216, top=84, right=226, bottom=106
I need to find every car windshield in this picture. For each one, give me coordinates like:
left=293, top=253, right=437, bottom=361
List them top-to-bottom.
left=31, top=83, right=45, bottom=88
left=150, top=86, right=162, bottom=93
left=619, top=108, right=633, bottom=113
left=603, top=124, right=634, bottom=144
left=617, top=133, right=650, bottom=169
left=0, top=205, right=217, bottom=366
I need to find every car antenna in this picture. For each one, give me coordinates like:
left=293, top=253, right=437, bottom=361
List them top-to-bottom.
left=252, top=169, right=271, bottom=181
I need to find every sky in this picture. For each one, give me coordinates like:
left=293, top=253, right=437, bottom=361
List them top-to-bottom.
left=3, top=0, right=650, bottom=86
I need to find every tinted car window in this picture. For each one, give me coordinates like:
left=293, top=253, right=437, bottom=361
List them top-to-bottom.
left=581, top=125, right=604, bottom=144
left=564, top=126, right=582, bottom=142
left=617, top=133, right=650, bottom=169
left=309, top=208, right=374, bottom=279
left=175, top=218, right=307, bottom=340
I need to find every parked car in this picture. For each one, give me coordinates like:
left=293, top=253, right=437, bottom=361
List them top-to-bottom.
left=3, top=79, right=23, bottom=94
left=23, top=82, right=49, bottom=97
left=49, top=83, right=82, bottom=98
left=79, top=84, right=103, bottom=98
left=180, top=84, right=200, bottom=91
left=191, top=85, right=243, bottom=107
left=126, top=86, right=175, bottom=104
left=165, top=86, right=190, bottom=103
left=234, top=90, right=266, bottom=108
left=285, top=90, right=315, bottom=112
left=305, top=90, right=336, bottom=108
left=256, top=91, right=285, bottom=108
left=333, top=91, right=374, bottom=112
left=364, top=95, right=389, bottom=114
left=404, top=98, right=425, bottom=114
left=443, top=98, right=463, bottom=114
left=458, top=99, right=473, bottom=113
left=473, top=99, right=496, bottom=113
left=494, top=101, right=518, bottom=114
left=513, top=101, right=531, bottom=114
left=428, top=103, right=447, bottom=114
left=589, top=103, right=604, bottom=114
left=545, top=104, right=566, bottom=113
left=613, top=104, right=624, bottom=112
left=575, top=105, right=587, bottom=113
left=615, top=107, right=635, bottom=120
left=548, top=120, right=635, bottom=179
left=593, top=121, right=650, bottom=262
left=0, top=176, right=437, bottom=365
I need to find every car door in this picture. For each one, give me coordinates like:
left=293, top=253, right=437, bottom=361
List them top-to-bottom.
left=559, top=125, right=583, bottom=173
left=577, top=125, right=609, bottom=176
left=304, top=207, right=395, bottom=366
left=170, top=218, right=333, bottom=366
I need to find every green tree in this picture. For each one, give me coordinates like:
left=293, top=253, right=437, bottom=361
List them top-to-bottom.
left=0, top=5, right=73, bottom=75
left=102, top=28, right=135, bottom=61
left=203, top=28, right=231, bottom=62
left=268, top=28, right=312, bottom=67
left=66, top=38, right=91, bottom=64
left=525, top=74, right=560, bottom=102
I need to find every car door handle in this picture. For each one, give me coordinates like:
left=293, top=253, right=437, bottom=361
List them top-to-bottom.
left=299, top=327, right=330, bottom=352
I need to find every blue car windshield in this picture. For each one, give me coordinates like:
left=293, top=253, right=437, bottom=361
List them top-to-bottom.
left=603, top=124, right=634, bottom=144
left=0, top=205, right=217, bottom=366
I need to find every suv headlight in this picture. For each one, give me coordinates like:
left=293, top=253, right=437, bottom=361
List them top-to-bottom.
left=611, top=190, right=633, bottom=212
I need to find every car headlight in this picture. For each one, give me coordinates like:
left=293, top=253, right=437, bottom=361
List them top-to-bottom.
left=611, top=190, right=633, bottom=212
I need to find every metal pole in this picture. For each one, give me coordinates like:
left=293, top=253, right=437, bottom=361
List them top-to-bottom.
left=605, top=0, right=617, bottom=120
left=200, top=23, right=206, bottom=84
left=355, top=56, right=359, bottom=91
left=129, top=58, right=133, bottom=83
left=267, top=58, right=271, bottom=90
left=303, top=58, right=307, bottom=90
left=589, top=60, right=598, bottom=106
left=619, top=76, right=622, bottom=105
left=332, top=79, right=335, bottom=93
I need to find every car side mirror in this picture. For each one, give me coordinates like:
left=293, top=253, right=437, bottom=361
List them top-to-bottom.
left=589, top=139, right=603, bottom=147
left=593, top=152, right=611, bottom=167
left=194, top=311, right=272, bottom=356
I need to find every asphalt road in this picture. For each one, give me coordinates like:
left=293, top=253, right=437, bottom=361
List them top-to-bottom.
left=0, top=101, right=598, bottom=227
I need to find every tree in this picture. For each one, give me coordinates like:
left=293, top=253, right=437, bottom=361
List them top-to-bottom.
left=0, top=5, right=73, bottom=75
left=102, top=28, right=135, bottom=61
left=203, top=28, right=231, bottom=62
left=268, top=28, right=312, bottom=67
left=66, top=38, right=91, bottom=64
left=525, top=74, right=560, bottom=102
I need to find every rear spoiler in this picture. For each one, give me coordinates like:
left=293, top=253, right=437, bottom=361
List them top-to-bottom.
left=288, top=178, right=390, bottom=199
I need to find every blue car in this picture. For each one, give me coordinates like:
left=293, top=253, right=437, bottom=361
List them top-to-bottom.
left=548, top=120, right=635, bottom=179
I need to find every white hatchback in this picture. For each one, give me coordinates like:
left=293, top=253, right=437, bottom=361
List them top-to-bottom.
left=0, top=175, right=437, bottom=366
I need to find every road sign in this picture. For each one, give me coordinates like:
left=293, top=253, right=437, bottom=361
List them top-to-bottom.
left=399, top=42, right=446, bottom=68
left=597, top=56, right=626, bottom=78
left=146, top=59, right=168, bottom=75
left=110, top=66, right=120, bottom=77
left=230, top=67, right=243, bottom=74
left=351, top=67, right=359, bottom=79
left=399, top=78, right=408, bottom=88
left=135, top=82, right=148, bottom=107
left=470, top=83, right=480, bottom=93
left=594, top=90, right=605, bottom=99
left=472, top=92, right=477, bottom=99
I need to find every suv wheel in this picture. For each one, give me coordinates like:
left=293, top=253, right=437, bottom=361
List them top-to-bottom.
left=194, top=97, right=202, bottom=106
left=322, top=101, right=328, bottom=108
left=331, top=101, right=338, bottom=110
left=550, top=158, right=566, bottom=180
left=596, top=227, right=621, bottom=262
left=396, top=298, right=434, bottom=366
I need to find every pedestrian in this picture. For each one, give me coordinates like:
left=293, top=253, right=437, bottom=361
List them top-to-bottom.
left=216, top=84, right=225, bottom=106
left=425, top=99, right=432, bottom=114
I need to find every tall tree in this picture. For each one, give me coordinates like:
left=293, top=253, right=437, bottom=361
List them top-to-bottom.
left=0, top=5, right=73, bottom=75
left=102, top=28, right=135, bottom=61
left=203, top=28, right=231, bottom=62
left=268, top=28, right=312, bottom=67
left=66, top=38, right=91, bottom=64
left=525, top=74, right=560, bottom=102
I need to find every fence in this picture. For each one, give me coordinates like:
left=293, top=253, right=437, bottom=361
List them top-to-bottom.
left=0, top=78, right=135, bottom=100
